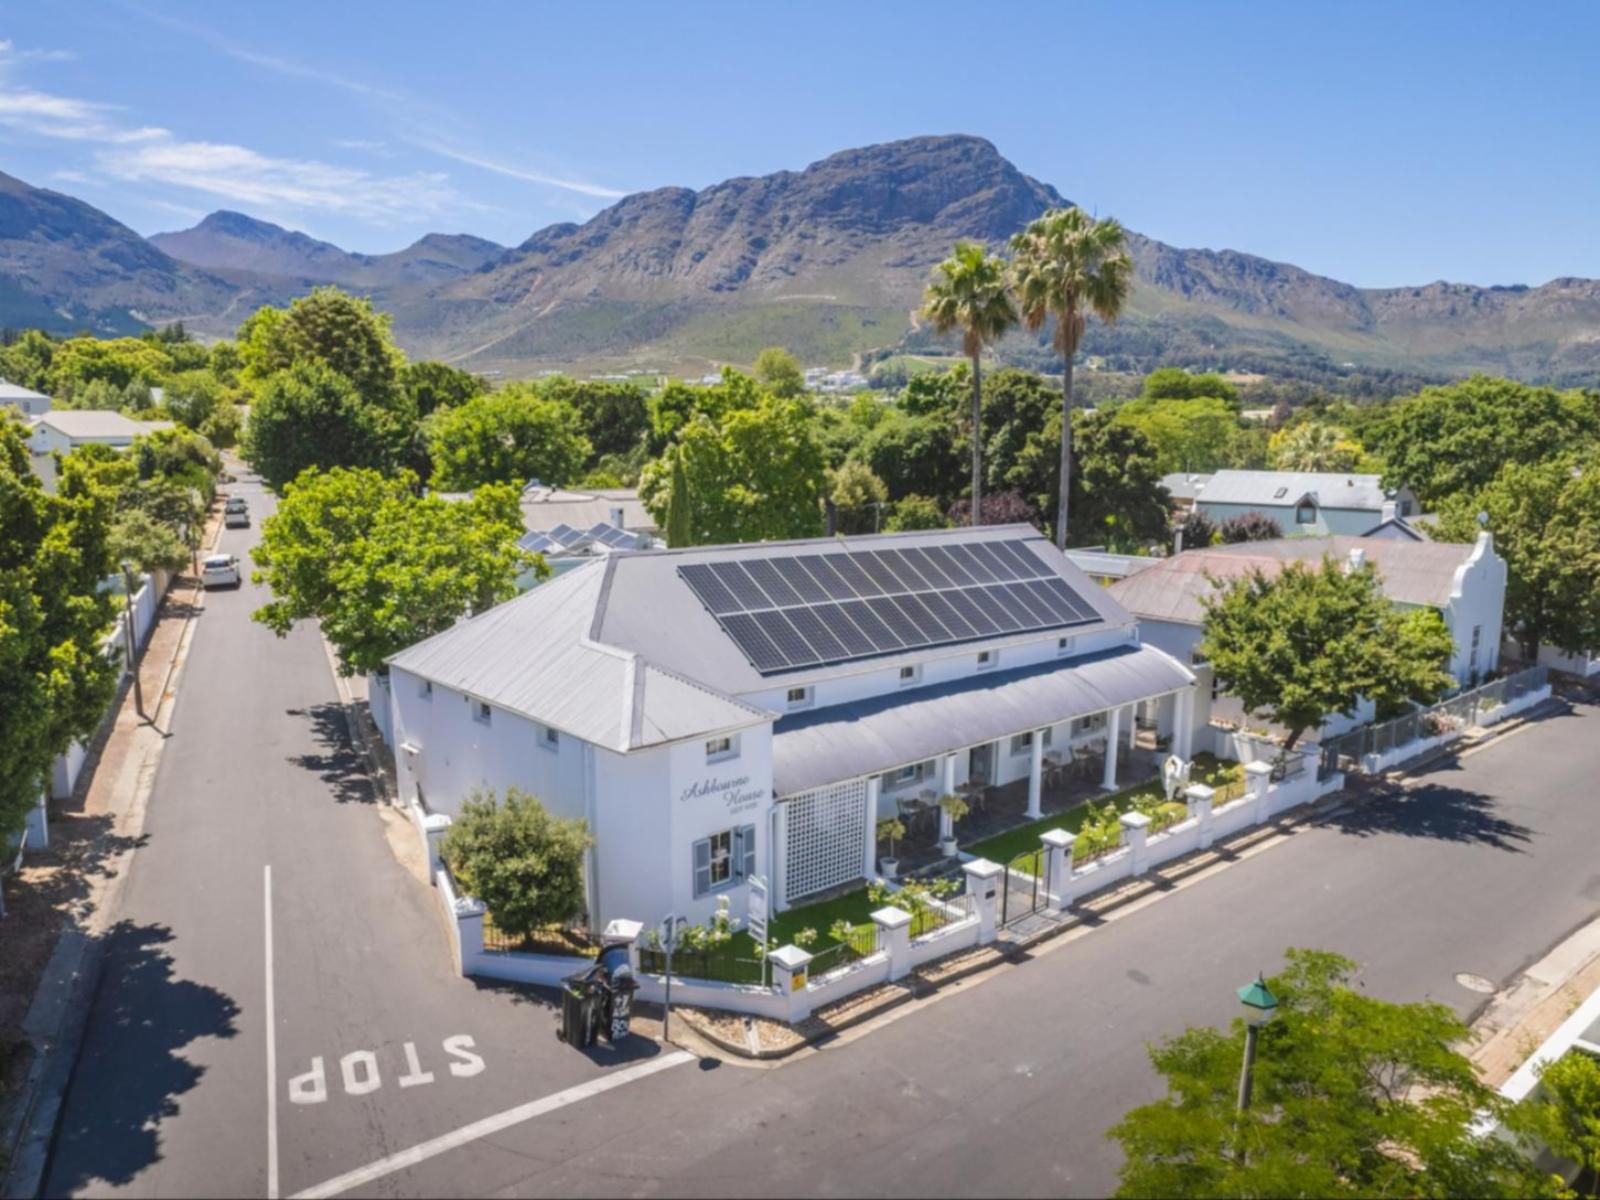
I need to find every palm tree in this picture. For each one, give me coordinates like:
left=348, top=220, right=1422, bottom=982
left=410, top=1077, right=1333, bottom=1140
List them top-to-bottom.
left=1009, top=208, right=1133, bottom=549
left=922, top=241, right=1018, bottom=526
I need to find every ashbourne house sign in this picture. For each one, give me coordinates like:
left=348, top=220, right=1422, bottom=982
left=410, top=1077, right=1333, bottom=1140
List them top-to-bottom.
left=679, top=773, right=764, bottom=816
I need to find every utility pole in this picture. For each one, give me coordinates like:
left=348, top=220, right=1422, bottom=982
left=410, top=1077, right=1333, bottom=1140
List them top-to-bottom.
left=120, top=563, right=146, bottom=723
left=660, top=915, right=687, bottom=1043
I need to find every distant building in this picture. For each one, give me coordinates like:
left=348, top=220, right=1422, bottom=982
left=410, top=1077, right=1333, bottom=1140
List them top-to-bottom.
left=0, top=380, right=51, bottom=418
left=29, top=410, right=175, bottom=456
left=1176, top=469, right=1419, bottom=537
left=518, top=484, right=656, bottom=539
left=516, top=521, right=653, bottom=589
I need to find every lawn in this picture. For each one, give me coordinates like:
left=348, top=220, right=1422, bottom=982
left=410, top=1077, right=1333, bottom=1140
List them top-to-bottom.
left=965, top=753, right=1247, bottom=872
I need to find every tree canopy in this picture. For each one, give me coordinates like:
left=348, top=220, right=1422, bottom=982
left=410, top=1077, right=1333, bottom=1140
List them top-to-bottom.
left=751, top=347, right=806, bottom=399
left=242, top=360, right=404, bottom=492
left=400, top=360, right=487, bottom=419
left=1139, top=366, right=1241, bottom=407
left=537, top=376, right=651, bottom=464
left=423, top=386, right=590, bottom=492
left=0, top=424, right=120, bottom=839
left=828, top=459, right=889, bottom=535
left=251, top=467, right=536, bottom=676
left=1199, top=557, right=1455, bottom=748
left=441, top=788, right=594, bottom=937
left=1109, top=948, right=1559, bottom=1199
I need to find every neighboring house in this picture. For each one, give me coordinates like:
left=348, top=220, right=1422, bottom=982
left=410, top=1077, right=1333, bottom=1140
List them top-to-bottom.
left=0, top=380, right=51, bottom=418
left=29, top=410, right=174, bottom=456
left=1185, top=469, right=1419, bottom=536
left=1160, top=472, right=1211, bottom=512
left=519, top=484, right=657, bottom=540
left=1360, top=498, right=1431, bottom=542
left=516, top=521, right=653, bottom=589
left=386, top=526, right=1197, bottom=930
left=1107, top=532, right=1506, bottom=746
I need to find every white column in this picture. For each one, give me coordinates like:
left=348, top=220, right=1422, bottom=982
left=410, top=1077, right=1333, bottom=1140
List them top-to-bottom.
left=1174, top=689, right=1195, bottom=760
left=1124, top=703, right=1137, bottom=754
left=1102, top=707, right=1122, bottom=791
left=1027, top=734, right=1044, bottom=819
left=940, top=753, right=958, bottom=841
left=1245, top=760, right=1273, bottom=823
left=863, top=776, right=881, bottom=877
left=1185, top=783, right=1216, bottom=850
left=1120, top=811, right=1151, bottom=876
left=1041, top=828, right=1075, bottom=912
left=962, top=859, right=1004, bottom=945
left=872, top=905, right=914, bottom=981
left=770, top=944, right=814, bottom=1020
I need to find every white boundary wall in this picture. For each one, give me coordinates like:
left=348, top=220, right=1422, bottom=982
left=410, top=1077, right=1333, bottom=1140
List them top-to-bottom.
left=1359, top=683, right=1550, bottom=774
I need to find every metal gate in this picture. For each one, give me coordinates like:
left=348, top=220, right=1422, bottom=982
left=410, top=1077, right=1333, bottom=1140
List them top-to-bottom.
left=999, top=847, right=1054, bottom=926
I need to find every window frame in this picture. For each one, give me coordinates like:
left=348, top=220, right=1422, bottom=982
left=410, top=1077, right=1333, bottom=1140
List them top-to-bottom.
left=1056, top=636, right=1075, bottom=658
left=976, top=650, right=996, bottom=672
left=898, top=664, right=921, bottom=687
left=419, top=678, right=433, bottom=700
left=785, top=685, right=813, bottom=711
left=473, top=700, right=492, bottom=726
left=541, top=724, right=560, bottom=752
left=705, top=734, right=740, bottom=764
left=692, top=824, right=756, bottom=898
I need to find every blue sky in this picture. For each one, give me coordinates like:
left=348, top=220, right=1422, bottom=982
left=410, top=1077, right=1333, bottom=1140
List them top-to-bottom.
left=1, top=1, right=1595, bottom=288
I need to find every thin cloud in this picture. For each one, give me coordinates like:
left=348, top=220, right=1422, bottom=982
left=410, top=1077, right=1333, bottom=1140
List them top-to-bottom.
left=0, top=39, right=77, bottom=63
left=0, top=86, right=166, bottom=142
left=408, top=138, right=627, bottom=200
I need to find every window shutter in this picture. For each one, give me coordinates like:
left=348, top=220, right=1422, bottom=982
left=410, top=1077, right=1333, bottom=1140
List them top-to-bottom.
left=739, top=824, right=756, bottom=881
left=692, top=838, right=711, bottom=898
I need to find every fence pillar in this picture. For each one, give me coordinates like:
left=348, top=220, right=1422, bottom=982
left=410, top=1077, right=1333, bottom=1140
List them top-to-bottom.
left=1174, top=688, right=1195, bottom=760
left=1027, top=734, right=1044, bottom=819
left=1245, top=760, right=1273, bottom=823
left=1185, top=783, right=1217, bottom=850
left=1120, top=811, right=1152, bottom=876
left=422, top=812, right=452, bottom=874
left=1041, top=828, right=1075, bottom=912
left=962, top=858, right=1004, bottom=945
left=452, top=892, right=487, bottom=974
left=872, top=905, right=914, bottom=981
left=602, top=918, right=643, bottom=975
left=769, top=944, right=814, bottom=1021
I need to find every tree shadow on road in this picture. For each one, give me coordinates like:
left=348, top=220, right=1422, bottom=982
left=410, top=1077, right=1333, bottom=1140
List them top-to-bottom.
left=284, top=703, right=376, bottom=804
left=1326, top=781, right=1532, bottom=852
left=44, top=922, right=240, bottom=1195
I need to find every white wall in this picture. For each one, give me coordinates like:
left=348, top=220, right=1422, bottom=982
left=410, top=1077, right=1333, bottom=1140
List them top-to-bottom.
left=1439, top=532, right=1506, bottom=684
left=1531, top=644, right=1600, bottom=678
left=367, top=672, right=393, bottom=747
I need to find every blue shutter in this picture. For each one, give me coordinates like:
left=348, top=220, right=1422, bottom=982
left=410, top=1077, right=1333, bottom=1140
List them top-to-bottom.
left=738, top=825, right=756, bottom=881
left=692, top=838, right=711, bottom=898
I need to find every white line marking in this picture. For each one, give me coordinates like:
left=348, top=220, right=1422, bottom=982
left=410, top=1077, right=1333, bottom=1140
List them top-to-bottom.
left=265, top=865, right=280, bottom=1200
left=290, top=1050, right=695, bottom=1199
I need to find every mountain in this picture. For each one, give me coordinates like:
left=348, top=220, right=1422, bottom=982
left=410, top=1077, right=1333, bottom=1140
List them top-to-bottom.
left=2, top=140, right=1598, bottom=385
left=150, top=212, right=505, bottom=290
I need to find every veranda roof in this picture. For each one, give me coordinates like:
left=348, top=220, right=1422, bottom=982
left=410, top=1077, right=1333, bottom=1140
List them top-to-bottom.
left=771, top=643, right=1194, bottom=797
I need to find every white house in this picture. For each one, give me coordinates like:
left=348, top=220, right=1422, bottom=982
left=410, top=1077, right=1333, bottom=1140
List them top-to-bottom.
left=0, top=380, right=51, bottom=418
left=29, top=410, right=174, bottom=456
left=1181, top=469, right=1420, bottom=536
left=520, top=484, right=657, bottom=539
left=386, top=526, right=1197, bottom=932
left=1107, top=532, right=1507, bottom=745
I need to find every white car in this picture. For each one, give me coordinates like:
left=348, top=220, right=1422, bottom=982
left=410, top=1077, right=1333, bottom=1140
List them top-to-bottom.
left=224, top=506, right=250, bottom=528
left=201, top=553, right=242, bottom=589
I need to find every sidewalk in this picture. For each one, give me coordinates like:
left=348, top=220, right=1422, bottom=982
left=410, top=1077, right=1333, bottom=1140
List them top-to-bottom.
left=0, top=512, right=218, bottom=1193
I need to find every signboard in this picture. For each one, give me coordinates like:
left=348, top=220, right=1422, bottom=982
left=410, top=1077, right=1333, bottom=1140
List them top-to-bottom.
left=679, top=773, right=764, bottom=817
left=746, top=874, right=769, bottom=946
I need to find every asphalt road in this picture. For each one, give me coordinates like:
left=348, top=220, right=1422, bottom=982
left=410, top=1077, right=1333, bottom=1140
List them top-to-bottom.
left=40, top=471, right=1600, bottom=1197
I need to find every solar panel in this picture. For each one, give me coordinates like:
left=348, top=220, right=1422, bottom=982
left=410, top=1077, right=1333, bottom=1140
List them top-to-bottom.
left=548, top=523, right=586, bottom=548
left=518, top=531, right=556, bottom=553
left=994, top=540, right=1047, bottom=578
left=969, top=542, right=1021, bottom=581
left=946, top=543, right=997, bottom=583
left=921, top=544, right=976, bottom=586
left=898, top=546, right=953, bottom=588
left=878, top=549, right=934, bottom=591
left=854, top=551, right=907, bottom=593
left=829, top=553, right=884, bottom=597
left=796, top=555, right=858, bottom=600
left=770, top=557, right=830, bottom=604
left=740, top=558, right=802, bottom=607
left=709, top=561, right=773, bottom=609
left=678, top=563, right=742, bottom=615
left=1041, top=575, right=1099, bottom=622
left=1006, top=581, right=1057, bottom=626
left=980, top=584, right=1038, bottom=629
left=941, top=587, right=1001, bottom=635
left=918, top=590, right=976, bottom=639
left=894, top=593, right=952, bottom=642
left=860, top=595, right=925, bottom=648
left=837, top=598, right=902, bottom=650
left=809, top=602, right=878, bottom=656
left=783, top=605, right=849, bottom=661
left=750, top=610, right=821, bottom=666
left=720, top=613, right=789, bottom=672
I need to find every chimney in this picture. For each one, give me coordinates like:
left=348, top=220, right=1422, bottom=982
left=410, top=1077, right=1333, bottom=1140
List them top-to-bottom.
left=1381, top=499, right=1397, bottom=523
left=609, top=505, right=625, bottom=529
left=1345, top=547, right=1366, bottom=573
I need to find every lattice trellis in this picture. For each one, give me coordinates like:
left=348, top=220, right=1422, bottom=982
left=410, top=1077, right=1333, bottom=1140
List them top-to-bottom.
left=782, top=778, right=867, bottom=904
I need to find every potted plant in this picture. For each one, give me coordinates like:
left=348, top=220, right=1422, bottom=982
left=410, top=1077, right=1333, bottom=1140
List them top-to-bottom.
left=937, top=793, right=969, bottom=857
left=877, top=817, right=906, bottom=879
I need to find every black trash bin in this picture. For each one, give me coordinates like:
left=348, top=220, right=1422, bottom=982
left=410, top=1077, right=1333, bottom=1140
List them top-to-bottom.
left=597, top=944, right=637, bottom=1043
left=557, top=969, right=602, bottom=1048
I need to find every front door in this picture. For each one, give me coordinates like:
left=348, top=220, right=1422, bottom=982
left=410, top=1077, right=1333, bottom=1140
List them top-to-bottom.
left=968, top=742, right=995, bottom=785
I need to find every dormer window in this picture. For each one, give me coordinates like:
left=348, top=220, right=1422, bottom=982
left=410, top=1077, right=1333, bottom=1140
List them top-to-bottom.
left=1295, top=498, right=1316, bottom=525
left=976, top=650, right=996, bottom=672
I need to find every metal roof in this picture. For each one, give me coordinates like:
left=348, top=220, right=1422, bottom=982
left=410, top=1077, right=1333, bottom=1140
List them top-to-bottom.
left=0, top=381, right=49, bottom=402
left=36, top=411, right=173, bottom=440
left=1195, top=470, right=1394, bottom=512
left=1159, top=472, right=1212, bottom=502
left=519, top=486, right=656, bottom=535
left=594, top=525, right=1137, bottom=695
left=1106, top=534, right=1490, bottom=625
left=386, top=562, right=770, bottom=751
left=771, top=643, right=1194, bottom=796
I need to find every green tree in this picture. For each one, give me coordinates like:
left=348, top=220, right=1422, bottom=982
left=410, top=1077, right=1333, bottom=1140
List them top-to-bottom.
left=1010, top=207, right=1134, bottom=548
left=922, top=242, right=1019, bottom=525
left=264, top=288, right=406, bottom=409
left=0, top=329, right=56, bottom=391
left=46, top=336, right=173, bottom=398
left=752, top=346, right=806, bottom=399
left=400, top=360, right=487, bottom=419
left=243, top=361, right=402, bottom=492
left=898, top=366, right=966, bottom=420
left=980, top=367, right=1056, bottom=501
left=1139, top=367, right=1240, bottom=407
left=163, top=369, right=223, bottom=430
left=647, top=371, right=764, bottom=454
left=1369, top=375, right=1600, bottom=509
left=538, top=377, right=651, bottom=462
left=424, top=387, right=590, bottom=492
left=1114, top=396, right=1242, bottom=476
left=640, top=398, right=826, bottom=544
left=199, top=402, right=242, bottom=450
left=856, top=410, right=965, bottom=506
left=1070, top=410, right=1170, bottom=547
left=1268, top=420, right=1364, bottom=472
left=0, top=426, right=120, bottom=839
left=665, top=452, right=692, bottom=548
left=1436, top=454, right=1600, bottom=660
left=828, top=459, right=889, bottom=535
left=251, top=467, right=535, bottom=677
left=884, top=495, right=948, bottom=532
left=109, top=508, right=190, bottom=575
left=1199, top=558, right=1455, bottom=749
left=441, top=788, right=594, bottom=937
left=1109, top=949, right=1558, bottom=1199
left=1519, top=1051, right=1600, bottom=1194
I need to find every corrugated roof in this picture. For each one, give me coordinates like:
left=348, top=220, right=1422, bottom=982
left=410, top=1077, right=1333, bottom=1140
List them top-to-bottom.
left=0, top=381, right=49, bottom=402
left=37, top=411, right=173, bottom=440
left=1196, top=470, right=1393, bottom=511
left=1160, top=472, right=1212, bottom=501
left=519, top=486, right=656, bottom=535
left=594, top=524, right=1137, bottom=695
left=1106, top=535, right=1487, bottom=625
left=386, top=562, right=770, bottom=751
left=771, top=643, right=1194, bottom=796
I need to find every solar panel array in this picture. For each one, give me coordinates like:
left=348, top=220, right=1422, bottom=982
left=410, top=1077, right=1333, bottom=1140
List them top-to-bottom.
left=519, top=521, right=643, bottom=556
left=677, top=539, right=1101, bottom=675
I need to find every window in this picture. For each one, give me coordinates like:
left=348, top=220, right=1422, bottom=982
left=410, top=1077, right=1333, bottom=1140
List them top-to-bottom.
left=1272, top=486, right=1289, bottom=499
left=1399, top=498, right=1414, bottom=517
left=1295, top=500, right=1316, bottom=525
left=1469, top=625, right=1482, bottom=675
left=1057, top=636, right=1075, bottom=657
left=976, top=650, right=996, bottom=671
left=898, top=665, right=921, bottom=687
left=419, top=679, right=433, bottom=699
left=786, top=685, right=813, bottom=711
left=473, top=701, right=491, bottom=725
left=541, top=724, right=560, bottom=751
left=1010, top=732, right=1033, bottom=755
left=706, top=734, right=739, bottom=763
left=895, top=764, right=920, bottom=783
left=692, top=825, right=755, bottom=898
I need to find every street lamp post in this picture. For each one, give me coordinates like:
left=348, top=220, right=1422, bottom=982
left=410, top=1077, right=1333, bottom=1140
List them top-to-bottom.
left=659, top=915, right=687, bottom=1043
left=1236, top=972, right=1278, bottom=1113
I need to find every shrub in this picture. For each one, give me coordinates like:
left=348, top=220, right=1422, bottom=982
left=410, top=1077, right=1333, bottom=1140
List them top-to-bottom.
left=441, top=788, right=593, bottom=938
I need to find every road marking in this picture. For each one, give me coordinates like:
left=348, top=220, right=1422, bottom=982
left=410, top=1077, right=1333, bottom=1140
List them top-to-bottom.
left=265, top=865, right=280, bottom=1200
left=290, top=1050, right=695, bottom=1199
